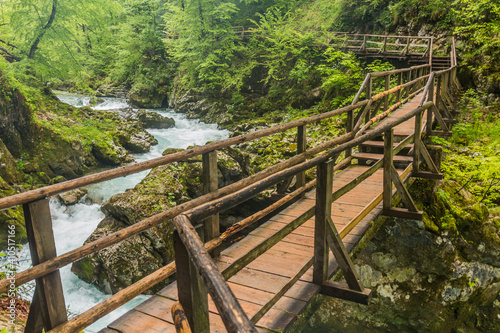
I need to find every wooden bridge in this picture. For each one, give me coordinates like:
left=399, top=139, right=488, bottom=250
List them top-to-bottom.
left=0, top=37, right=460, bottom=333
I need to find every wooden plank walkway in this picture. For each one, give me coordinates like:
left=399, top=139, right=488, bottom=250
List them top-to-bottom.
left=99, top=93, right=425, bottom=333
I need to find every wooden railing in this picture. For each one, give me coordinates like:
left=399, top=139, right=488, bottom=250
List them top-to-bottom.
left=325, top=33, right=433, bottom=59
left=0, top=39, right=460, bottom=333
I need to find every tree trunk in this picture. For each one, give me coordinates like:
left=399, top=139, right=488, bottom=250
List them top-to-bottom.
left=28, top=0, right=58, bottom=59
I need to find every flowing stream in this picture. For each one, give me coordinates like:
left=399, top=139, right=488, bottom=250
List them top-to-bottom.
left=3, top=93, right=230, bottom=332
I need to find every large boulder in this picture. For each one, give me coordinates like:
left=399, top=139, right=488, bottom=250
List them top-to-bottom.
left=128, top=83, right=169, bottom=108
left=137, top=109, right=175, bottom=129
left=71, top=216, right=168, bottom=294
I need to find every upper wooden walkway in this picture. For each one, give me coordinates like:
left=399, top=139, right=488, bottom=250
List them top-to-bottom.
left=0, top=35, right=460, bottom=333
left=99, top=93, right=426, bottom=333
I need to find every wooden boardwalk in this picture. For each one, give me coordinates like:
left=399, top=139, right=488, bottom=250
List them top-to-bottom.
left=100, top=93, right=425, bottom=333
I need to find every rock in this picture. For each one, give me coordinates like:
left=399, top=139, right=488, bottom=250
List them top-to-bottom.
left=0, top=71, right=34, bottom=157
left=128, top=83, right=168, bottom=108
left=95, top=84, right=128, bottom=98
left=89, top=97, right=105, bottom=107
left=137, top=109, right=175, bottom=129
left=116, top=130, right=157, bottom=154
left=0, top=138, right=23, bottom=184
left=91, top=141, right=132, bottom=166
left=49, top=161, right=79, bottom=179
left=0, top=176, right=26, bottom=250
left=57, top=188, right=88, bottom=206
left=71, top=217, right=169, bottom=294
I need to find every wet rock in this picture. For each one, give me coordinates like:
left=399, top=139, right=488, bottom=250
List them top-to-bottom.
left=128, top=83, right=168, bottom=108
left=89, top=97, right=105, bottom=107
left=137, top=109, right=175, bottom=129
left=116, top=130, right=157, bottom=154
left=91, top=141, right=132, bottom=166
left=57, top=188, right=88, bottom=206
left=71, top=216, right=168, bottom=294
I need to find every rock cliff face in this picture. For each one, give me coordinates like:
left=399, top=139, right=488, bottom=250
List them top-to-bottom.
left=0, top=72, right=34, bottom=158
left=302, top=180, right=500, bottom=333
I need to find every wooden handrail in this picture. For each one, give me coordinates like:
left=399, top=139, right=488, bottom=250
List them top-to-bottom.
left=174, top=214, right=257, bottom=332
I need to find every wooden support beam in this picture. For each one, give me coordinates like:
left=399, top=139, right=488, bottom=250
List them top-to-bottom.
left=396, top=72, right=403, bottom=101
left=384, top=75, right=391, bottom=110
left=365, top=77, right=372, bottom=124
left=430, top=105, right=449, bottom=132
left=413, top=111, right=422, bottom=173
left=296, top=125, right=307, bottom=188
left=383, top=130, right=394, bottom=212
left=428, top=130, right=452, bottom=138
left=419, top=143, right=441, bottom=174
left=202, top=151, right=219, bottom=256
left=313, top=160, right=333, bottom=285
left=390, top=164, right=420, bottom=213
left=413, top=171, right=443, bottom=180
left=23, top=199, right=67, bottom=333
left=383, top=207, right=423, bottom=220
left=326, top=217, right=364, bottom=291
left=174, top=230, right=209, bottom=333
left=320, top=281, right=371, bottom=305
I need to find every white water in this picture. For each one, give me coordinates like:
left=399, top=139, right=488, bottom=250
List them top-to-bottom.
left=1, top=93, right=230, bottom=332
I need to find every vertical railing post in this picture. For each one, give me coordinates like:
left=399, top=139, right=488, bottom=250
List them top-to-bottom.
left=429, top=37, right=434, bottom=70
left=396, top=72, right=403, bottom=101
left=384, top=75, right=390, bottom=110
left=436, top=75, right=442, bottom=114
left=365, top=76, right=372, bottom=123
left=427, top=76, right=435, bottom=136
left=413, top=111, right=422, bottom=173
left=296, top=125, right=307, bottom=188
left=383, top=130, right=394, bottom=213
left=202, top=151, right=219, bottom=256
left=313, top=160, right=334, bottom=285
left=23, top=199, right=67, bottom=333
left=174, top=230, right=210, bottom=333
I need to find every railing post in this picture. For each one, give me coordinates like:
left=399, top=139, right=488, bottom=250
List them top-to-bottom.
left=396, top=72, right=403, bottom=101
left=384, top=75, right=390, bottom=110
left=365, top=76, right=372, bottom=123
left=427, top=77, right=435, bottom=136
left=345, top=110, right=354, bottom=163
left=413, top=111, right=422, bottom=173
left=296, top=125, right=307, bottom=188
left=383, top=130, right=393, bottom=213
left=202, top=151, right=219, bottom=256
left=313, top=160, right=334, bottom=285
left=23, top=199, right=67, bottom=333
left=174, top=229, right=210, bottom=333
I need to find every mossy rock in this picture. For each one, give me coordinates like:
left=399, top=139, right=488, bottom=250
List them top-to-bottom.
left=128, top=83, right=168, bottom=108
left=137, top=109, right=175, bottom=129
left=0, top=138, right=23, bottom=184
left=0, top=176, right=26, bottom=250
left=428, top=180, right=490, bottom=232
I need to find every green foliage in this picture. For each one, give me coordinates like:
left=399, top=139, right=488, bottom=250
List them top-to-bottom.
left=438, top=90, right=500, bottom=206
